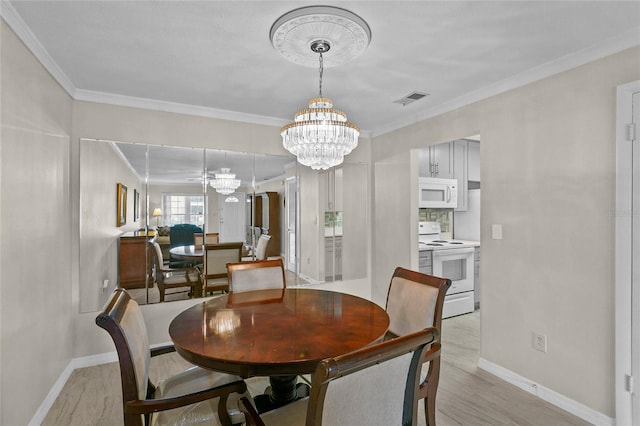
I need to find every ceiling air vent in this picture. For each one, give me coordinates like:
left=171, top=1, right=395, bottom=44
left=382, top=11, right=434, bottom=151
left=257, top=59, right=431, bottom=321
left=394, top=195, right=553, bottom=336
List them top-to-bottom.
left=393, top=91, right=429, bottom=106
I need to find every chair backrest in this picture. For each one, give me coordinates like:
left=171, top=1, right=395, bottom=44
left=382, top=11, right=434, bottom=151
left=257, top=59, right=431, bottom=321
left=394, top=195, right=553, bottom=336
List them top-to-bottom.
left=193, top=233, right=204, bottom=248
left=205, top=233, right=220, bottom=244
left=254, top=234, right=271, bottom=260
left=149, top=241, right=167, bottom=286
left=204, top=242, right=244, bottom=279
left=227, top=258, right=286, bottom=293
left=385, top=267, right=451, bottom=337
left=95, top=289, right=150, bottom=426
left=306, top=327, right=438, bottom=426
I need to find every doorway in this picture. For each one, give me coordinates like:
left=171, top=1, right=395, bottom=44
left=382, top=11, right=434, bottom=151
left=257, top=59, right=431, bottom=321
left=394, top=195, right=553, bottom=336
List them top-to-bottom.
left=615, top=80, right=639, bottom=426
left=285, top=177, right=298, bottom=274
left=218, top=192, right=246, bottom=243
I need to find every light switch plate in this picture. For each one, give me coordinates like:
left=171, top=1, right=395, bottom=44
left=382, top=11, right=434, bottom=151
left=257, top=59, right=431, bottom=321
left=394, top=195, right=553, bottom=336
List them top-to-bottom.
left=492, top=224, right=503, bottom=240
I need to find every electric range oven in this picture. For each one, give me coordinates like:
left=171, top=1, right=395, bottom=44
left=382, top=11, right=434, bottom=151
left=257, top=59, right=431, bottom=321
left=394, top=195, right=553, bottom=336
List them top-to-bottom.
left=419, top=221, right=477, bottom=318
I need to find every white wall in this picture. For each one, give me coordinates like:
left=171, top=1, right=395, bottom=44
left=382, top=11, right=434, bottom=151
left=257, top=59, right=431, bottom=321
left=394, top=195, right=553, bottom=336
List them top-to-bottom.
left=0, top=22, right=73, bottom=425
left=371, top=45, right=640, bottom=417
left=79, top=140, right=143, bottom=312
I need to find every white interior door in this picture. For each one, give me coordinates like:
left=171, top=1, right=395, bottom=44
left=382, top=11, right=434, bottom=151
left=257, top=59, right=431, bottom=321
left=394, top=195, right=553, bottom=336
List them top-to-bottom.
left=285, top=177, right=297, bottom=273
left=219, top=192, right=245, bottom=243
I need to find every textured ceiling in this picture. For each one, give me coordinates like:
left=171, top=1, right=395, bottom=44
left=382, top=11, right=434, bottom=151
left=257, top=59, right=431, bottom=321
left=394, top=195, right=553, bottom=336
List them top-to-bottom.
left=7, top=1, right=640, bottom=137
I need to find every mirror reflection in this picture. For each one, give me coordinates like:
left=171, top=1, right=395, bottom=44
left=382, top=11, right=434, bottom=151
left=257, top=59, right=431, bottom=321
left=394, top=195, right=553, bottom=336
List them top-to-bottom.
left=78, top=138, right=368, bottom=312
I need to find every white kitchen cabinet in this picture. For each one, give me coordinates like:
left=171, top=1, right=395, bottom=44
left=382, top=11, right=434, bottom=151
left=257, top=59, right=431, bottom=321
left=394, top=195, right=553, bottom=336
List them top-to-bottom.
left=453, top=140, right=468, bottom=212
left=468, top=141, right=480, bottom=182
left=420, top=142, right=453, bottom=178
left=325, top=236, right=342, bottom=281
left=419, top=250, right=432, bottom=274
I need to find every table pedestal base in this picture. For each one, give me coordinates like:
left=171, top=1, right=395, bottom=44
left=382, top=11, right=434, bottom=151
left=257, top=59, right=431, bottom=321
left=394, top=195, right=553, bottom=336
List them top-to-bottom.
left=254, top=375, right=310, bottom=414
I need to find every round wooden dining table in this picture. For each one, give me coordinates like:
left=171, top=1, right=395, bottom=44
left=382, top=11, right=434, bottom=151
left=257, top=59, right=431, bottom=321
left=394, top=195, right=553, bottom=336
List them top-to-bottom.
left=168, top=244, right=203, bottom=261
left=169, top=288, right=389, bottom=413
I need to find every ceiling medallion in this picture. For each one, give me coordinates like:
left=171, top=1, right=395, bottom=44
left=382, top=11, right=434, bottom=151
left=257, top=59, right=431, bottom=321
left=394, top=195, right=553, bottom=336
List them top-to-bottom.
left=270, top=5, right=371, bottom=68
left=271, top=6, right=370, bottom=170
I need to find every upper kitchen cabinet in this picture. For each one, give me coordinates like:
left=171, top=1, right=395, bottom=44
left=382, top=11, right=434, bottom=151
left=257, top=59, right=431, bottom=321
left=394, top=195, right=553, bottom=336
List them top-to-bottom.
left=467, top=140, right=480, bottom=182
left=420, top=142, right=454, bottom=179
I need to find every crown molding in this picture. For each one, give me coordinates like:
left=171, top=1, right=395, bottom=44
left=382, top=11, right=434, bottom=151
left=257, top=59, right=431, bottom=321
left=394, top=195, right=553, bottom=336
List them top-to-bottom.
left=1, top=0, right=76, bottom=97
left=3, top=0, right=637, bottom=139
left=371, top=27, right=640, bottom=138
left=74, top=89, right=290, bottom=128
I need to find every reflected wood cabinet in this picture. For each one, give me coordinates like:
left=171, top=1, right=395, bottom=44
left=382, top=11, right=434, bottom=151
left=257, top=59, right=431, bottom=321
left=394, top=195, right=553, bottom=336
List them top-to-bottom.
left=253, top=192, right=280, bottom=258
left=119, top=232, right=152, bottom=289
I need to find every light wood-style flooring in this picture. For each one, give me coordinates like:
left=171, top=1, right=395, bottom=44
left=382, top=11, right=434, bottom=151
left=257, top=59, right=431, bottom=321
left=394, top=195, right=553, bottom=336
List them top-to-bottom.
left=42, top=310, right=588, bottom=425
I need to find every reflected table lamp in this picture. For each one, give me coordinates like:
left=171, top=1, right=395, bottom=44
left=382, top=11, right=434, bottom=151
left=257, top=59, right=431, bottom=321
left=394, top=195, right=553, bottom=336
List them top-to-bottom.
left=152, top=208, right=162, bottom=227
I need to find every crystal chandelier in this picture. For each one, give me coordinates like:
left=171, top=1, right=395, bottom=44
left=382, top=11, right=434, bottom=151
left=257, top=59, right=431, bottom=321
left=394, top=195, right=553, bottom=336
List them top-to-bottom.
left=271, top=6, right=370, bottom=171
left=281, top=42, right=359, bottom=170
left=209, top=168, right=241, bottom=195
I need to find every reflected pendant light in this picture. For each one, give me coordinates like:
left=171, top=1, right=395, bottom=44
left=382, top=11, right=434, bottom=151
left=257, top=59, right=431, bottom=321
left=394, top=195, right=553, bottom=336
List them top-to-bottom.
left=270, top=6, right=371, bottom=170
left=210, top=168, right=241, bottom=195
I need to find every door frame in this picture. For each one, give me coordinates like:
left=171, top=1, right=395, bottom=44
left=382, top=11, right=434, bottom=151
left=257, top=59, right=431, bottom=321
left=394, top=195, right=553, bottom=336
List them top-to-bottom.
left=615, top=80, right=639, bottom=426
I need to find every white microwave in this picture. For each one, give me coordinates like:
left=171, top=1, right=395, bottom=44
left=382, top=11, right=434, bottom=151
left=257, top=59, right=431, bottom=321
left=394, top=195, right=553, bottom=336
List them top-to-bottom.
left=418, top=177, right=458, bottom=208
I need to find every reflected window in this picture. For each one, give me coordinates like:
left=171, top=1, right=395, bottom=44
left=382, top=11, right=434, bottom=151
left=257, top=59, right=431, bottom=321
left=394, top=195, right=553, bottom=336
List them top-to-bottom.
left=164, top=194, right=204, bottom=226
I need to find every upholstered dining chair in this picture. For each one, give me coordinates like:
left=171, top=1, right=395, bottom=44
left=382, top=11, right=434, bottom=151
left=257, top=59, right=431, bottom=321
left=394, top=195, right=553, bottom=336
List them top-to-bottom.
left=194, top=232, right=220, bottom=248
left=205, top=232, right=220, bottom=244
left=254, top=234, right=271, bottom=260
left=149, top=241, right=199, bottom=302
left=200, top=242, right=243, bottom=294
left=226, top=258, right=285, bottom=293
left=385, top=266, right=452, bottom=426
left=96, top=288, right=249, bottom=426
left=238, top=327, right=439, bottom=426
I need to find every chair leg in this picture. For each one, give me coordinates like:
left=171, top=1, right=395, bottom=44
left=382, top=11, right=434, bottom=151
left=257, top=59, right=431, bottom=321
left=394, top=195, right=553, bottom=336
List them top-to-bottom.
left=159, top=288, right=165, bottom=302
left=424, top=395, right=436, bottom=426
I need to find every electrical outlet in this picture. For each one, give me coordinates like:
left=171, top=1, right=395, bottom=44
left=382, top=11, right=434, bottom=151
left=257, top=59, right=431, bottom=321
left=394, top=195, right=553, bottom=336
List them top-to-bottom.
left=533, top=332, right=547, bottom=352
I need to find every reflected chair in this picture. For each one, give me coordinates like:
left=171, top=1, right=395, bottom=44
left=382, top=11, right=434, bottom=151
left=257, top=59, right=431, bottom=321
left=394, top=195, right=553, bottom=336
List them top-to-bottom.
left=194, top=233, right=204, bottom=248
left=194, top=233, right=219, bottom=248
left=206, top=233, right=220, bottom=244
left=254, top=235, right=272, bottom=260
left=149, top=241, right=199, bottom=302
left=200, top=242, right=243, bottom=294
left=227, top=258, right=285, bottom=293
left=385, top=267, right=451, bottom=426
left=96, top=288, right=249, bottom=426
left=239, top=327, right=439, bottom=426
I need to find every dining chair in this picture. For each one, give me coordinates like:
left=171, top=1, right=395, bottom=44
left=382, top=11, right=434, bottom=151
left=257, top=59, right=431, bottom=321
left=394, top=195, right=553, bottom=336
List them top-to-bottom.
left=194, top=232, right=204, bottom=248
left=205, top=232, right=220, bottom=244
left=254, top=234, right=272, bottom=260
left=149, top=241, right=199, bottom=302
left=201, top=242, right=244, bottom=294
left=226, top=258, right=285, bottom=293
left=385, top=266, right=452, bottom=426
left=96, top=288, right=249, bottom=426
left=238, top=327, right=439, bottom=426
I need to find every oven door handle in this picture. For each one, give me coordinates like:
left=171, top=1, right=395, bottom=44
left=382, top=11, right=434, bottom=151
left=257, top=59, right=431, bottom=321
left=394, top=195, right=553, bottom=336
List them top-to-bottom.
left=432, top=247, right=475, bottom=259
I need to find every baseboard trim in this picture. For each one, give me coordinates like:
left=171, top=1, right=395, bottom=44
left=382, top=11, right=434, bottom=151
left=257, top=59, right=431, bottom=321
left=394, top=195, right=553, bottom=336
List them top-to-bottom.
left=29, top=342, right=178, bottom=425
left=478, top=358, right=614, bottom=426
left=29, top=362, right=76, bottom=426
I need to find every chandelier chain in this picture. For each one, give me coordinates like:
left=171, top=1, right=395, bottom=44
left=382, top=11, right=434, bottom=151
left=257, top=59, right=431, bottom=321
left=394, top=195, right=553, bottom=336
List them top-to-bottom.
left=318, top=52, right=323, bottom=98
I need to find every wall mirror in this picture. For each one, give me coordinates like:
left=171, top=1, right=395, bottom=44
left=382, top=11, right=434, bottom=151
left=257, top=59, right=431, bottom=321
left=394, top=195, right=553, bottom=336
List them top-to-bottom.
left=78, top=138, right=368, bottom=313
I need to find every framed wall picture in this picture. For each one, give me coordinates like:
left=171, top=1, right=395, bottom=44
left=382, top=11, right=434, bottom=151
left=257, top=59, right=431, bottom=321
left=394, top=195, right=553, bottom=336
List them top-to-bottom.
left=117, top=183, right=127, bottom=227
left=133, top=189, right=140, bottom=222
